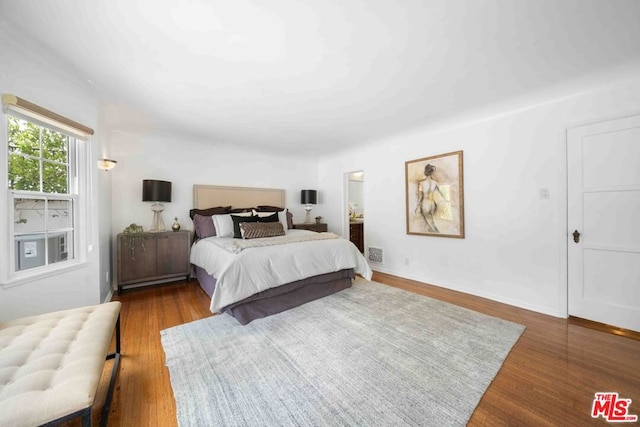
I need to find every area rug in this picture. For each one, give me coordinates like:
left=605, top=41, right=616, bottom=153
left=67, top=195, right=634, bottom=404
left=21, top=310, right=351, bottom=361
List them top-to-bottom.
left=161, top=279, right=525, bottom=426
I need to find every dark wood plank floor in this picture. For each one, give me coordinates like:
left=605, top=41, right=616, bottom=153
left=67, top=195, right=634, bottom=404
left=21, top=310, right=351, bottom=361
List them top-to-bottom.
left=82, top=273, right=638, bottom=426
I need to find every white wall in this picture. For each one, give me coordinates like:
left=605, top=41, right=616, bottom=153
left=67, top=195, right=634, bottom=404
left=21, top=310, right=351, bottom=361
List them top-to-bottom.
left=4, top=14, right=637, bottom=322
left=0, top=19, right=109, bottom=321
left=318, top=74, right=640, bottom=317
left=97, top=117, right=116, bottom=302
left=109, top=131, right=319, bottom=280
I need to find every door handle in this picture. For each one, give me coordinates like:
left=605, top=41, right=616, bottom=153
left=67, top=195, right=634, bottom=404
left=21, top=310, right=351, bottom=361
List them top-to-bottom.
left=572, top=230, right=580, bottom=243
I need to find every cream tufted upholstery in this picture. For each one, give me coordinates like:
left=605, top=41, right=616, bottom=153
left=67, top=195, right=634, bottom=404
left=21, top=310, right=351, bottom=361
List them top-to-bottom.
left=0, top=302, right=121, bottom=427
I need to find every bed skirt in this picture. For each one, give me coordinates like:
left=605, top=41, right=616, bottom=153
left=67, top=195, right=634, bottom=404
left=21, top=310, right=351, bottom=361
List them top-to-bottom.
left=194, top=266, right=355, bottom=324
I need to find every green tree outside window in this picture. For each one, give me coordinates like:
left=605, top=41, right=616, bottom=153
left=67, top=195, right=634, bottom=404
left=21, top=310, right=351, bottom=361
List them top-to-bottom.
left=8, top=116, right=69, bottom=193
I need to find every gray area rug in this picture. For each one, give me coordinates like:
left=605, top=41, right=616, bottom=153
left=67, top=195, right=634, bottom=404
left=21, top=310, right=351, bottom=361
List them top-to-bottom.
left=161, top=279, right=525, bottom=426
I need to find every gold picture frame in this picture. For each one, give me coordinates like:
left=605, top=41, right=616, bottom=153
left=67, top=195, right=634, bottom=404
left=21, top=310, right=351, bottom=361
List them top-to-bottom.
left=405, top=150, right=464, bottom=238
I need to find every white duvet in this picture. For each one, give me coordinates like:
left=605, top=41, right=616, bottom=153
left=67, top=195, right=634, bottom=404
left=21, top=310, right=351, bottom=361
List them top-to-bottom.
left=190, top=229, right=373, bottom=313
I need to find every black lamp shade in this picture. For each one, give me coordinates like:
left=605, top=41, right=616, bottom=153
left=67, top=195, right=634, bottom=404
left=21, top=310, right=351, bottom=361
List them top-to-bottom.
left=142, top=180, right=172, bottom=202
left=300, top=189, right=317, bottom=205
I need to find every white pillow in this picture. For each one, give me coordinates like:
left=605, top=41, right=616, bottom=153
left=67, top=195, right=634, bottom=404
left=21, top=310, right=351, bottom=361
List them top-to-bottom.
left=214, top=212, right=254, bottom=238
left=212, top=214, right=233, bottom=238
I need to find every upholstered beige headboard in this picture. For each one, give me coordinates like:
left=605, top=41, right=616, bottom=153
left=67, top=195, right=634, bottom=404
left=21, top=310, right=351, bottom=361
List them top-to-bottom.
left=193, top=185, right=286, bottom=210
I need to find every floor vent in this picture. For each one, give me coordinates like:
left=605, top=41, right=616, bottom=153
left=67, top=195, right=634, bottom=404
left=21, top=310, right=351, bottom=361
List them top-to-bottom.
left=368, top=246, right=384, bottom=264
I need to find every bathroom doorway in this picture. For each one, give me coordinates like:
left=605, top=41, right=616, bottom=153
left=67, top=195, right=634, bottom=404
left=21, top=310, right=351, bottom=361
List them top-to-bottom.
left=346, top=171, right=364, bottom=253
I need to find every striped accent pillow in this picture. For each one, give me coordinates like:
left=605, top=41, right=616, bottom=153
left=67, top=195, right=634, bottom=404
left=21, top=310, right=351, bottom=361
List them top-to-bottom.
left=239, top=222, right=285, bottom=239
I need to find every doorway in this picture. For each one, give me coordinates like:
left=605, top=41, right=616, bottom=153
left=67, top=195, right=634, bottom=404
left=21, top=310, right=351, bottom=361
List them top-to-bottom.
left=567, top=114, right=640, bottom=332
left=346, top=171, right=364, bottom=253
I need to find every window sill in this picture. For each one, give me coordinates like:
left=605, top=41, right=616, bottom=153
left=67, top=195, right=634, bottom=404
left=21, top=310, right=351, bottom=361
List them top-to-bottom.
left=1, top=260, right=88, bottom=289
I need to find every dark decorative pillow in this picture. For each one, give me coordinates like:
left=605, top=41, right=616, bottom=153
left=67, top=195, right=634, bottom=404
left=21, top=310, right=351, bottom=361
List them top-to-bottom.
left=256, top=205, right=284, bottom=212
left=189, top=206, right=230, bottom=220
left=229, top=207, right=254, bottom=213
left=286, top=209, right=294, bottom=229
left=257, top=212, right=279, bottom=223
left=192, top=214, right=216, bottom=239
left=232, top=215, right=259, bottom=238
left=240, top=222, right=285, bottom=239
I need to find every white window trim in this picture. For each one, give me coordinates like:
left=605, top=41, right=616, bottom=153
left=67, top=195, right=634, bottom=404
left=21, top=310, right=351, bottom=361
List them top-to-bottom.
left=1, top=99, right=92, bottom=288
left=0, top=110, right=7, bottom=286
left=2, top=259, right=88, bottom=288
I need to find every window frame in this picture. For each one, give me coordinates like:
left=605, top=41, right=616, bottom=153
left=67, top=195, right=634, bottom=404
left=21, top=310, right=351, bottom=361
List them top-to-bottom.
left=2, top=107, right=91, bottom=287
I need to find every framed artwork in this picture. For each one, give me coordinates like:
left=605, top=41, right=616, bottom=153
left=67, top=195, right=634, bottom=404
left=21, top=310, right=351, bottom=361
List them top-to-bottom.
left=405, top=150, right=464, bottom=238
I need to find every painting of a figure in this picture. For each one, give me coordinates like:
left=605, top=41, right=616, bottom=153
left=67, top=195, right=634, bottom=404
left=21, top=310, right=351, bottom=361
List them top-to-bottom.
left=405, top=151, right=464, bottom=238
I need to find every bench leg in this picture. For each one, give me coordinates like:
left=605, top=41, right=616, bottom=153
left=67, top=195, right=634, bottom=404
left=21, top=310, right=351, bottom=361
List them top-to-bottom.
left=102, top=314, right=122, bottom=427
left=41, top=407, right=92, bottom=427
left=82, top=409, right=92, bottom=427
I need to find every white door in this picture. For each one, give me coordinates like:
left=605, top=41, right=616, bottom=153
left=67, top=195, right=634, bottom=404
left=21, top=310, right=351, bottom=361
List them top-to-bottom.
left=567, top=115, right=640, bottom=332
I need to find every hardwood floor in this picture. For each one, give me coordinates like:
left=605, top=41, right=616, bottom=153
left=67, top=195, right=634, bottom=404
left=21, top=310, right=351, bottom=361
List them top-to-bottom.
left=83, top=274, right=638, bottom=426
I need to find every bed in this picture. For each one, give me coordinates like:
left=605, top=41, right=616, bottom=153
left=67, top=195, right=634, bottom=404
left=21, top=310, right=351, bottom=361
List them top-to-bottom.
left=189, top=185, right=372, bottom=324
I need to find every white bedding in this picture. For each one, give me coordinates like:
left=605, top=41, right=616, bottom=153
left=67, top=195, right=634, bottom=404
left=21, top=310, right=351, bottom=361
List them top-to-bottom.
left=190, top=229, right=373, bottom=313
left=209, top=230, right=340, bottom=254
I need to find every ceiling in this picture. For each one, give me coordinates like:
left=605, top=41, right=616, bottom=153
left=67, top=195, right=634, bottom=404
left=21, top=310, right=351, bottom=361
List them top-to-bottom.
left=2, top=0, right=640, bottom=154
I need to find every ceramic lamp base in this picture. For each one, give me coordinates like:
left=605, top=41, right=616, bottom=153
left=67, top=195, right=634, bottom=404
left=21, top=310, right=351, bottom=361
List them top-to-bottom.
left=149, top=203, right=166, bottom=232
left=304, top=205, right=313, bottom=223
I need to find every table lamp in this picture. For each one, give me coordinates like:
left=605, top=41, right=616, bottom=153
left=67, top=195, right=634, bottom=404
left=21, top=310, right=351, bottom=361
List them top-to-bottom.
left=142, top=179, right=172, bottom=232
left=301, top=189, right=317, bottom=223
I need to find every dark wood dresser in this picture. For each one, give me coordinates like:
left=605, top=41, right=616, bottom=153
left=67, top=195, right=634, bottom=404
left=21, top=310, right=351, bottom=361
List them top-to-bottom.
left=349, top=221, right=364, bottom=253
left=293, top=223, right=328, bottom=232
left=117, top=230, right=191, bottom=293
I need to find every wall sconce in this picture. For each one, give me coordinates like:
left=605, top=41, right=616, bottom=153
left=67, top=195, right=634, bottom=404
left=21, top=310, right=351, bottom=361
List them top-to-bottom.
left=97, top=158, right=117, bottom=172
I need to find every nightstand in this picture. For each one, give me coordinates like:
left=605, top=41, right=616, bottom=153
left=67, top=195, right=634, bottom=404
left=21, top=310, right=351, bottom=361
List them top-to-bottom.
left=294, top=223, right=328, bottom=232
left=117, top=230, right=191, bottom=294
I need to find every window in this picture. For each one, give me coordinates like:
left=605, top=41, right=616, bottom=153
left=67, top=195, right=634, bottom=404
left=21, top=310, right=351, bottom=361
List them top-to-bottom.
left=2, top=94, right=93, bottom=283
left=8, top=116, right=78, bottom=272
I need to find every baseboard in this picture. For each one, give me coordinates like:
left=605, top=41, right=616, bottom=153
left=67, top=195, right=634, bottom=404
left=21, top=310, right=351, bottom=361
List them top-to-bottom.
left=370, top=266, right=563, bottom=319
left=103, top=289, right=114, bottom=304
left=569, top=316, right=640, bottom=342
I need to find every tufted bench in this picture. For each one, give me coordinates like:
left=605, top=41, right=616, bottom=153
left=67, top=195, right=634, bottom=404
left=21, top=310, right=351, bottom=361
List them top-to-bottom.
left=0, top=302, right=121, bottom=427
